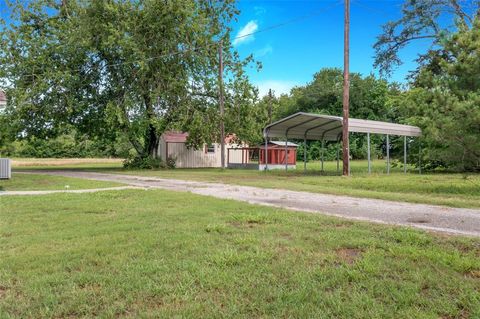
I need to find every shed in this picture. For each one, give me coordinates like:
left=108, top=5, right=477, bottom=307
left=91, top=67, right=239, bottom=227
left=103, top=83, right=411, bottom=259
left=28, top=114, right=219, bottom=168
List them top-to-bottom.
left=158, top=131, right=246, bottom=168
left=259, top=141, right=298, bottom=170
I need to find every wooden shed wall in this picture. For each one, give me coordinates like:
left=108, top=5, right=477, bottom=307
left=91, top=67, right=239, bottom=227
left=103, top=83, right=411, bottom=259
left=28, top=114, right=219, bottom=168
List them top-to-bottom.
left=158, top=137, right=247, bottom=168
left=158, top=140, right=219, bottom=168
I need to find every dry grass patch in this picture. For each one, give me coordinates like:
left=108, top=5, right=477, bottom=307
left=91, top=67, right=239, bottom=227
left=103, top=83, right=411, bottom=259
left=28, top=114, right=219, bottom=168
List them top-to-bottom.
left=12, top=157, right=123, bottom=167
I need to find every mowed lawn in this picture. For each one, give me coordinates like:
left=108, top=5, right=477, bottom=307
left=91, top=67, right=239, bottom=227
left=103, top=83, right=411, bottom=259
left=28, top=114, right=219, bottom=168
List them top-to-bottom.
left=10, top=158, right=480, bottom=208
left=106, top=160, right=480, bottom=209
left=0, top=173, right=122, bottom=191
left=1, top=189, right=480, bottom=318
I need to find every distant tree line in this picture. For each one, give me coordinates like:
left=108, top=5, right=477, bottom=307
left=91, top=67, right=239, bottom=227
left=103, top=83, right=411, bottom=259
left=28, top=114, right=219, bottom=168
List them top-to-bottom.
left=0, top=0, right=478, bottom=171
left=257, top=0, right=480, bottom=172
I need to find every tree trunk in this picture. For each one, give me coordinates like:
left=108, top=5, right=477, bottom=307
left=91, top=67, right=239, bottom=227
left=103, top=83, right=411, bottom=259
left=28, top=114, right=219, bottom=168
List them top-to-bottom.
left=144, top=94, right=159, bottom=158
left=146, top=123, right=159, bottom=158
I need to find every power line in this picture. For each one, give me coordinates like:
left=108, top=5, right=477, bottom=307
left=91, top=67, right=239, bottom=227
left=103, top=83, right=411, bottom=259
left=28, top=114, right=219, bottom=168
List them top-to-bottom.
left=351, top=0, right=402, bottom=16
left=1, top=1, right=342, bottom=84
left=233, top=1, right=342, bottom=42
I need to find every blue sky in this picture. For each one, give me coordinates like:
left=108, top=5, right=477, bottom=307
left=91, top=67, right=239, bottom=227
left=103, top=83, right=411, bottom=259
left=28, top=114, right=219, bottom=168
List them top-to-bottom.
left=0, top=0, right=436, bottom=97
left=232, top=0, right=434, bottom=96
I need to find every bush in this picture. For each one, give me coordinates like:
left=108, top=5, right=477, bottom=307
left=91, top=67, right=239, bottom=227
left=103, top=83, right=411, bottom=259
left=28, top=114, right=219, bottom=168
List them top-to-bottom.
left=0, top=133, right=132, bottom=158
left=123, top=155, right=176, bottom=169
left=166, top=156, right=176, bottom=169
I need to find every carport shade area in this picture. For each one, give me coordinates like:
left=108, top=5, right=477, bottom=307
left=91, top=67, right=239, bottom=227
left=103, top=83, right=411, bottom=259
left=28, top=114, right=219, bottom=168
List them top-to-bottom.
left=263, top=112, right=422, bottom=173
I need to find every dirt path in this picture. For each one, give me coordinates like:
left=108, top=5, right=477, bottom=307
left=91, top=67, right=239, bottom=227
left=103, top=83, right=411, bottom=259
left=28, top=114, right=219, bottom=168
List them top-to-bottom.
left=16, top=170, right=480, bottom=237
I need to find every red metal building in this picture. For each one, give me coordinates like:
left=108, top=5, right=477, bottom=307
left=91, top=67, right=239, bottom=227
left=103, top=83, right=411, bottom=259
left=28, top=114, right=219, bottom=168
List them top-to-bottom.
left=259, top=141, right=298, bottom=170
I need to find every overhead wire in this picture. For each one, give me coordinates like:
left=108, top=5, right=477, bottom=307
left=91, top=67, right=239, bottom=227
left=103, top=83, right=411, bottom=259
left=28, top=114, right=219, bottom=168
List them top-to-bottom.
left=1, top=0, right=343, bottom=84
left=351, top=0, right=401, bottom=16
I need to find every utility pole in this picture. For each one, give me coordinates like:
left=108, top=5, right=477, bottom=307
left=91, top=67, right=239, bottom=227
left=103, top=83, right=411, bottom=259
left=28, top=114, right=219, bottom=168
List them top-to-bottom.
left=342, top=0, right=350, bottom=176
left=218, top=40, right=225, bottom=169
left=268, top=89, right=273, bottom=123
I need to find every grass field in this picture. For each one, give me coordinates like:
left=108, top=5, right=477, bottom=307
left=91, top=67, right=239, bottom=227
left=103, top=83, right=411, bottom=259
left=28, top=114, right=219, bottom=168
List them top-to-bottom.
left=10, top=158, right=480, bottom=208
left=106, top=160, right=480, bottom=209
left=0, top=173, right=122, bottom=191
left=1, top=189, right=479, bottom=318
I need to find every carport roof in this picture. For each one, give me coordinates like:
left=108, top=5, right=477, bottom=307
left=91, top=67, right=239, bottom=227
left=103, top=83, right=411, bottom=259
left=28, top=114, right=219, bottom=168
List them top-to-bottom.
left=264, top=112, right=422, bottom=141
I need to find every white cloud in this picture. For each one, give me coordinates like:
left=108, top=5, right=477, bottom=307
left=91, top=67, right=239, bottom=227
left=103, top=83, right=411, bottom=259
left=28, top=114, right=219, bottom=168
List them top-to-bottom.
left=233, top=20, right=258, bottom=46
left=255, top=45, right=273, bottom=58
left=255, top=80, right=300, bottom=97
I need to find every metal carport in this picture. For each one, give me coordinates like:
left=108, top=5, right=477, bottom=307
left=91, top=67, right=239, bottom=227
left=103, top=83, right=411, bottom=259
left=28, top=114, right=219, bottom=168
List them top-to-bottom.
left=263, top=112, right=422, bottom=174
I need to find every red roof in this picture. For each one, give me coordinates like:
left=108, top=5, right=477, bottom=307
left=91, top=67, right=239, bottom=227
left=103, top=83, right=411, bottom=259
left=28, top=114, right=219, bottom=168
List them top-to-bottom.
left=0, top=91, right=6, bottom=103
left=162, top=131, right=239, bottom=144
left=163, top=131, right=189, bottom=143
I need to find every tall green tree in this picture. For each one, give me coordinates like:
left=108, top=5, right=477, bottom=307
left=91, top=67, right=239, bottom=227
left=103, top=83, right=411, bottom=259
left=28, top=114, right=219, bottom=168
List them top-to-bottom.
left=0, top=0, right=259, bottom=159
left=374, top=0, right=479, bottom=76
left=398, top=20, right=480, bottom=171
left=268, top=68, right=399, bottom=124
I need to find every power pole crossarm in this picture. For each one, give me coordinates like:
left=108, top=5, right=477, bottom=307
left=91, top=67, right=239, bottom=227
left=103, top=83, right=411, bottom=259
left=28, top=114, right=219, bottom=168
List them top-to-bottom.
left=342, top=0, right=350, bottom=176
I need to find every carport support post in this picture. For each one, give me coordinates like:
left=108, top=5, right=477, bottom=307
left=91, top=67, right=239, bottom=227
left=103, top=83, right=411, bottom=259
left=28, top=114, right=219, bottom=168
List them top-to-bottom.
left=367, top=132, right=371, bottom=174
left=386, top=134, right=390, bottom=174
left=285, top=136, right=288, bottom=172
left=304, top=136, right=307, bottom=172
left=404, top=136, right=407, bottom=174
left=264, top=137, right=268, bottom=171
left=321, top=140, right=325, bottom=172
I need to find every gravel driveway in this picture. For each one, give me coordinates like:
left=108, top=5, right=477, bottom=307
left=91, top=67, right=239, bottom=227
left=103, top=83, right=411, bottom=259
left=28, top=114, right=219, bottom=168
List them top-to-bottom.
left=13, top=170, right=480, bottom=237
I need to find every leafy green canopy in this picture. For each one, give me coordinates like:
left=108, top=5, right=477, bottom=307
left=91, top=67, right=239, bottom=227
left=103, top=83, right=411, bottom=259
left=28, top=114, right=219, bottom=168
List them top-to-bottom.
left=0, top=0, right=262, bottom=158
left=372, top=0, right=479, bottom=171
left=374, top=0, right=479, bottom=76
left=398, top=20, right=480, bottom=172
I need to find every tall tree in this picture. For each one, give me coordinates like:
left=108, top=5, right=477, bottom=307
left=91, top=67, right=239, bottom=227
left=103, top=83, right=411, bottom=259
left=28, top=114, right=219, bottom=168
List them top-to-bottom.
left=0, top=0, right=259, bottom=159
left=374, top=0, right=479, bottom=76
left=398, top=20, right=480, bottom=171
left=275, top=68, right=397, bottom=123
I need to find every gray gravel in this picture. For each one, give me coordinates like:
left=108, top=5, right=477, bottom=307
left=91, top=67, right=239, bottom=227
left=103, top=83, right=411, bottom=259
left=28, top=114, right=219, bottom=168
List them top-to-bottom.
left=14, top=170, right=480, bottom=237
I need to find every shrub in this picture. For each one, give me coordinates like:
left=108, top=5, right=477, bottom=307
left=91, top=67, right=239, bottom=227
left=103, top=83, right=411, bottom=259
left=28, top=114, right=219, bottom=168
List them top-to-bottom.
left=123, top=155, right=176, bottom=169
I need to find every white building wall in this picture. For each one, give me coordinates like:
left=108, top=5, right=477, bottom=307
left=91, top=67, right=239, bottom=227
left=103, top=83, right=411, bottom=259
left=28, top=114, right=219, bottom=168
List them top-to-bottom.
left=158, top=136, right=248, bottom=168
left=227, top=148, right=252, bottom=164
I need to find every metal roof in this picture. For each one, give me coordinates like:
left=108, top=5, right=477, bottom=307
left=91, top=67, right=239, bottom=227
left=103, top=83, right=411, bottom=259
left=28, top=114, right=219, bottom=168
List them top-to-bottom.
left=264, top=112, right=421, bottom=141
left=161, top=131, right=239, bottom=144
left=162, top=131, right=189, bottom=143
left=268, top=141, right=298, bottom=147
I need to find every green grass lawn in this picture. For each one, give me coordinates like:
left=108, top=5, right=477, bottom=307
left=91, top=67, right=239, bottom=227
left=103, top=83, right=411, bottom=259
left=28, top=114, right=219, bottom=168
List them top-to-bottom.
left=11, top=158, right=480, bottom=208
left=105, top=160, right=480, bottom=209
left=0, top=173, right=122, bottom=191
left=1, top=189, right=479, bottom=318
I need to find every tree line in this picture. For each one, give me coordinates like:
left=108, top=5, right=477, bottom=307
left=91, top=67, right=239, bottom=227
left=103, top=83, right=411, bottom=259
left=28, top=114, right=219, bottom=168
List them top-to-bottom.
left=0, top=0, right=478, bottom=171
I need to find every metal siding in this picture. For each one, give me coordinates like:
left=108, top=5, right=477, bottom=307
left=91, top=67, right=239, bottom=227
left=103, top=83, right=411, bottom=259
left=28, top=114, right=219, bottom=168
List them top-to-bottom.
left=167, top=143, right=221, bottom=168
left=227, top=148, right=250, bottom=164
left=0, top=158, right=11, bottom=179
